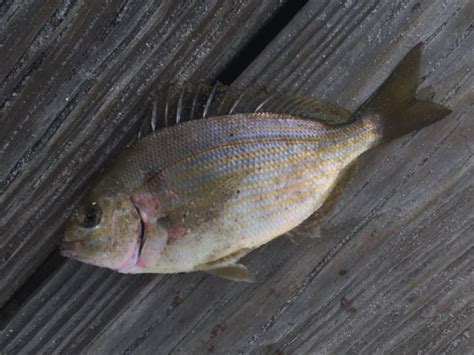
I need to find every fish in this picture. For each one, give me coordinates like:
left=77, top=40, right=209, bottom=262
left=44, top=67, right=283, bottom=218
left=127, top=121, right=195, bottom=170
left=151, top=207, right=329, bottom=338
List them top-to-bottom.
left=61, top=44, right=451, bottom=282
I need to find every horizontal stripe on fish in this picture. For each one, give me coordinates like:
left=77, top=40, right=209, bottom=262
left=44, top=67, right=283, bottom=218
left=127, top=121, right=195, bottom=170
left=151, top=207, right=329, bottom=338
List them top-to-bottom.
left=133, top=115, right=376, bottom=168
left=165, top=124, right=375, bottom=171
left=165, top=125, right=378, bottom=194
left=160, top=128, right=378, bottom=206
left=164, top=147, right=351, bottom=223
left=225, top=162, right=339, bottom=219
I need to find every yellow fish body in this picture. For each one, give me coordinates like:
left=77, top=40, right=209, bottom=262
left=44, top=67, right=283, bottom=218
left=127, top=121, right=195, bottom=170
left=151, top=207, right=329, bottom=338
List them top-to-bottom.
left=62, top=44, right=450, bottom=281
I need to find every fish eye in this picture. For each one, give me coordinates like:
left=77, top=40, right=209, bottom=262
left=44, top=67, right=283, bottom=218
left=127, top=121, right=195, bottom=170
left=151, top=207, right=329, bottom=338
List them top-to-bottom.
left=80, top=202, right=102, bottom=228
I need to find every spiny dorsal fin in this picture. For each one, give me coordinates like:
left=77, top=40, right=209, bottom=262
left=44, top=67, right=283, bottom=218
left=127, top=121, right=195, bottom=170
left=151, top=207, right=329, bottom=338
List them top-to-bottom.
left=138, top=83, right=353, bottom=137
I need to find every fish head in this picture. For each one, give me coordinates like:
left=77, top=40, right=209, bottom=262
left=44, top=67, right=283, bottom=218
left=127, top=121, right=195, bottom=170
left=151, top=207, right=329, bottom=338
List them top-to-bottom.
left=61, top=188, right=142, bottom=272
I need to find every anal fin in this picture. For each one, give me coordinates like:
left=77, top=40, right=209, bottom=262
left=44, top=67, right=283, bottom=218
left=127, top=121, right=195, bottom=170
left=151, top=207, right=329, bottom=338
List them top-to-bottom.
left=294, top=160, right=359, bottom=238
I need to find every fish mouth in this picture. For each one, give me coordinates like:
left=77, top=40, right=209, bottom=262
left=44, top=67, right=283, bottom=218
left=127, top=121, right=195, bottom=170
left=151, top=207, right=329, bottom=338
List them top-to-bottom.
left=136, top=207, right=146, bottom=260
left=59, top=241, right=80, bottom=258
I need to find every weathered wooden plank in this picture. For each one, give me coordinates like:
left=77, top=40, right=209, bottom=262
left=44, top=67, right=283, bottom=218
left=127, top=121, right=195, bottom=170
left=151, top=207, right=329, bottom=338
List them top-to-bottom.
left=0, top=0, right=284, bottom=308
left=0, top=0, right=61, bottom=84
left=1, top=0, right=473, bottom=354
left=81, top=1, right=471, bottom=354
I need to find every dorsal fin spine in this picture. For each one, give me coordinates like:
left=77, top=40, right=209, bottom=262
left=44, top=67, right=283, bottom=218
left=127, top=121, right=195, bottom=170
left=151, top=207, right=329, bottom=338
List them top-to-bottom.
left=141, top=82, right=353, bottom=137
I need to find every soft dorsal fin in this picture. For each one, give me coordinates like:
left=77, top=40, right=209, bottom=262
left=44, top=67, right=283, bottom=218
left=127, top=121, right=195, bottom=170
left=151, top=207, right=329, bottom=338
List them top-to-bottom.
left=138, top=83, right=353, bottom=136
left=205, top=264, right=256, bottom=283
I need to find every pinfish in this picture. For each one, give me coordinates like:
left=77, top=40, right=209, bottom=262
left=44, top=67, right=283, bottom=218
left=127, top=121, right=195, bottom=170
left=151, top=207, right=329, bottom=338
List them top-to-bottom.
left=61, top=44, right=451, bottom=281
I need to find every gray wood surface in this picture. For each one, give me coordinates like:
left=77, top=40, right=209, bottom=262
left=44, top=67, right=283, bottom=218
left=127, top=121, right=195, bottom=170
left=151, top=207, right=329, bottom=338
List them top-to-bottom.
left=0, top=0, right=282, bottom=306
left=1, top=0, right=473, bottom=354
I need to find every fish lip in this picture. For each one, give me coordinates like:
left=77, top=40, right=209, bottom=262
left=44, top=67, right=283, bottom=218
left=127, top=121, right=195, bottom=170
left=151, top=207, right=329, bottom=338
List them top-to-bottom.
left=59, top=241, right=79, bottom=258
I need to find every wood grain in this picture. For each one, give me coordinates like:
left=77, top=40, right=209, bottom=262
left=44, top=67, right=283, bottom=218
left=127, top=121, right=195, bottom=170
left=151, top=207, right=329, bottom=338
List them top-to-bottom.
left=0, top=0, right=283, bottom=307
left=0, top=0, right=286, bottom=351
left=1, top=0, right=473, bottom=353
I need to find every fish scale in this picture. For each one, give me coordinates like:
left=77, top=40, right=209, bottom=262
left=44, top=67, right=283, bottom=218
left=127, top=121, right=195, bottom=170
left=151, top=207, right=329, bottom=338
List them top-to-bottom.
left=117, top=114, right=382, bottom=273
left=164, top=117, right=378, bottom=200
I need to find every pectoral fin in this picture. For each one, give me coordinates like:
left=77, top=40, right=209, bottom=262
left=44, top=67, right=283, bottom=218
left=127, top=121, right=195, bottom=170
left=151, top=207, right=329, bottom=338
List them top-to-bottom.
left=206, top=264, right=256, bottom=283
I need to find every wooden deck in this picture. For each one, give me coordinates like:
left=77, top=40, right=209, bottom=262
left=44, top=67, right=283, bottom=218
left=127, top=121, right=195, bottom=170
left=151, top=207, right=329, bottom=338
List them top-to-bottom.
left=1, top=1, right=473, bottom=354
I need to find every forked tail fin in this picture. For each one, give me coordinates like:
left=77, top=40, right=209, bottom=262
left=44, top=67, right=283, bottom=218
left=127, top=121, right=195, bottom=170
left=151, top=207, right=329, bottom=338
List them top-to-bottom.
left=356, top=43, right=452, bottom=142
